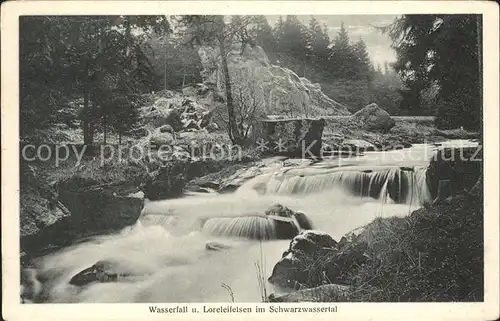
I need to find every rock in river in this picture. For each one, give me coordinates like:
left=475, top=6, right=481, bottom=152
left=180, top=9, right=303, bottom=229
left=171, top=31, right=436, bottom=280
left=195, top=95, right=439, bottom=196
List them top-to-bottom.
left=352, top=103, right=395, bottom=133
left=265, top=204, right=314, bottom=239
left=268, top=229, right=369, bottom=289
left=268, top=230, right=337, bottom=288
left=70, top=260, right=131, bottom=286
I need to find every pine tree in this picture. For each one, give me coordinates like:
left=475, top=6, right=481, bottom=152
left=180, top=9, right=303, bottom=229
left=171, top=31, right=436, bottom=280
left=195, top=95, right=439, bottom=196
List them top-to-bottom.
left=251, top=15, right=277, bottom=63
left=278, top=15, right=308, bottom=60
left=19, top=16, right=169, bottom=144
left=273, top=16, right=286, bottom=55
left=307, top=17, right=330, bottom=64
left=328, top=22, right=356, bottom=78
left=353, top=38, right=372, bottom=81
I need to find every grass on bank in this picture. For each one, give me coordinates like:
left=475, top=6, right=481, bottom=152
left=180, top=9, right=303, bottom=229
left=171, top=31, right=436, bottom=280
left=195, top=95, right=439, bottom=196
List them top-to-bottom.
left=304, top=193, right=483, bottom=302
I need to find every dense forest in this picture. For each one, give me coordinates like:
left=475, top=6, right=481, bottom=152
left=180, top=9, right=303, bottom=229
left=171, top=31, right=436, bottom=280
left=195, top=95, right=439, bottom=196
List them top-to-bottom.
left=20, top=14, right=482, bottom=145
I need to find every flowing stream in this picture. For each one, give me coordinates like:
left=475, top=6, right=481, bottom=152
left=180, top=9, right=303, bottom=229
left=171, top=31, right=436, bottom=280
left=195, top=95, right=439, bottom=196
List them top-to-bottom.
left=31, top=140, right=477, bottom=303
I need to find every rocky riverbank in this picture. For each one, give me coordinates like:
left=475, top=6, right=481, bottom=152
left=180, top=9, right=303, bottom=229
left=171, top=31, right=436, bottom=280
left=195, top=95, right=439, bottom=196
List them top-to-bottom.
left=267, top=145, right=483, bottom=302
left=20, top=152, right=259, bottom=261
left=268, top=187, right=483, bottom=302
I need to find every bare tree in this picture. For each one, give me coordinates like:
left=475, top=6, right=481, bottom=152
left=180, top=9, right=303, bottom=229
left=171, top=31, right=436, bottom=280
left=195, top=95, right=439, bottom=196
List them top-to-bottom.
left=175, top=15, right=258, bottom=144
left=232, top=70, right=265, bottom=140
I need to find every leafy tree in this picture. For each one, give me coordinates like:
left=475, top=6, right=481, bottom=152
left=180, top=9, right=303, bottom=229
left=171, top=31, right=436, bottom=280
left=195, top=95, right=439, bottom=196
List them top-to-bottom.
left=384, top=14, right=482, bottom=130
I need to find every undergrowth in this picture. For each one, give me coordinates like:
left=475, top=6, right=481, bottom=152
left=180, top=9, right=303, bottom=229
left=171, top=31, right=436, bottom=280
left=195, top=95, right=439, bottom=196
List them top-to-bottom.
left=346, top=195, right=483, bottom=301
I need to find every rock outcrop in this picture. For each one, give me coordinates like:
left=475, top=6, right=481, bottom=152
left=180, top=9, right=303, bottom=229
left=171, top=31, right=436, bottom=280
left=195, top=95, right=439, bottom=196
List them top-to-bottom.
left=198, top=44, right=350, bottom=118
left=140, top=90, right=219, bottom=138
left=352, top=103, right=395, bottom=132
left=256, top=118, right=326, bottom=157
left=426, top=146, right=483, bottom=200
left=145, top=158, right=249, bottom=200
left=184, top=162, right=261, bottom=194
left=20, top=164, right=73, bottom=255
left=57, top=177, right=144, bottom=234
left=20, top=192, right=72, bottom=254
left=268, top=229, right=369, bottom=289
left=268, top=230, right=337, bottom=288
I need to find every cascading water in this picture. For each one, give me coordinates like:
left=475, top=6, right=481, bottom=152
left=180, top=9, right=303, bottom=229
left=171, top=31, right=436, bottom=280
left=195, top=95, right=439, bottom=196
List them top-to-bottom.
left=28, top=143, right=447, bottom=303
left=239, top=165, right=432, bottom=206
left=203, top=216, right=277, bottom=240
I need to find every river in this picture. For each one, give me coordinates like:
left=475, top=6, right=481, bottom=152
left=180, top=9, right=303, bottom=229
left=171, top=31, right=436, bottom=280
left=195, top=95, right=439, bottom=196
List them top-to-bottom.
left=30, top=140, right=478, bottom=303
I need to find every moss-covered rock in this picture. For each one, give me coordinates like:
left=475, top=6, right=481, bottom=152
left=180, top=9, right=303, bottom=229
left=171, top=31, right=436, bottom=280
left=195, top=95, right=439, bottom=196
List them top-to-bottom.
left=426, top=146, right=482, bottom=199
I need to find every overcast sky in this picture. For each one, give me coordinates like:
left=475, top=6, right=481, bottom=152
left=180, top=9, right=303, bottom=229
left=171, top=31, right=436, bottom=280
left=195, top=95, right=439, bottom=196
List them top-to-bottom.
left=266, top=15, right=398, bottom=67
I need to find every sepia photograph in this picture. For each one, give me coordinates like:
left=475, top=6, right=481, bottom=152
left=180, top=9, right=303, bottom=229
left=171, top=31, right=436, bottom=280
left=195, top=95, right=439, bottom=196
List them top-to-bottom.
left=1, top=1, right=499, bottom=320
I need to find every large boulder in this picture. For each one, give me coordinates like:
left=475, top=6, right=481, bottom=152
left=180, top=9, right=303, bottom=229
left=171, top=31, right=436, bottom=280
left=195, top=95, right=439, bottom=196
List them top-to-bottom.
left=198, top=44, right=350, bottom=118
left=153, top=97, right=173, bottom=110
left=352, top=103, right=395, bottom=132
left=256, top=118, right=326, bottom=157
left=150, top=127, right=175, bottom=147
left=426, top=146, right=482, bottom=200
left=57, top=177, right=144, bottom=235
left=20, top=197, right=72, bottom=255
left=268, top=228, right=370, bottom=289
left=268, top=230, right=337, bottom=288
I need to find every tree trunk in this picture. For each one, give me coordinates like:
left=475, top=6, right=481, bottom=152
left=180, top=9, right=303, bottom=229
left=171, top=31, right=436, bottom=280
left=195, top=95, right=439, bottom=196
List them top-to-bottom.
left=476, top=15, right=483, bottom=142
left=164, top=37, right=168, bottom=91
left=219, top=38, right=240, bottom=144
left=83, top=58, right=91, bottom=145
left=182, top=64, right=186, bottom=88
left=103, top=112, right=107, bottom=145
left=119, top=132, right=122, bottom=145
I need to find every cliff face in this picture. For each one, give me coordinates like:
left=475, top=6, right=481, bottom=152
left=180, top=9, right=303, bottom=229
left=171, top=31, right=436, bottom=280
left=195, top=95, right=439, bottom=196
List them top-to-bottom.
left=198, top=43, right=351, bottom=118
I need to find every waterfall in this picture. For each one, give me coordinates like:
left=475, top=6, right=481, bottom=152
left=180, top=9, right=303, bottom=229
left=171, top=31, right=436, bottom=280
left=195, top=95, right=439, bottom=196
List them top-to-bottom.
left=135, top=165, right=432, bottom=241
left=240, top=166, right=432, bottom=206
left=202, top=215, right=277, bottom=240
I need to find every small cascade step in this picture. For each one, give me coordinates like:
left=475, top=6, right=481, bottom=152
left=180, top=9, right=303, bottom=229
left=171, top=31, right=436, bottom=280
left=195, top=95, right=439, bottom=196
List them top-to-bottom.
left=243, top=166, right=432, bottom=206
